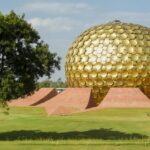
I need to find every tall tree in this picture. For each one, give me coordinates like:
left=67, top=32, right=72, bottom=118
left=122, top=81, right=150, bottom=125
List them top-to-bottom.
left=0, top=11, right=61, bottom=104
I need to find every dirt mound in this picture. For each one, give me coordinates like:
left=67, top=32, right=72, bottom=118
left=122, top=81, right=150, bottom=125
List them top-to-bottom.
left=8, top=88, right=57, bottom=107
left=38, top=88, right=96, bottom=115
left=99, top=88, right=150, bottom=108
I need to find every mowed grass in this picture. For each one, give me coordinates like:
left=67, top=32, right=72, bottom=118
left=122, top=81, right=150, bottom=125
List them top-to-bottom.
left=0, top=107, right=150, bottom=150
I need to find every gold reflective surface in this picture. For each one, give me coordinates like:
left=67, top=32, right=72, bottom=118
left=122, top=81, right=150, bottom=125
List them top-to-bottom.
left=65, top=21, right=150, bottom=104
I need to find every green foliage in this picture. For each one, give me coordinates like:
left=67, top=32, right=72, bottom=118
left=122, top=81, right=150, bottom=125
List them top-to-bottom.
left=0, top=11, right=61, bottom=103
left=37, top=78, right=67, bottom=88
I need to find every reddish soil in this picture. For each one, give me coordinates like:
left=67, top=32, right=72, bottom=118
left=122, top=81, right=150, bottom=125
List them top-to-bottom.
left=8, top=88, right=57, bottom=107
left=38, top=88, right=96, bottom=115
left=99, top=88, right=150, bottom=108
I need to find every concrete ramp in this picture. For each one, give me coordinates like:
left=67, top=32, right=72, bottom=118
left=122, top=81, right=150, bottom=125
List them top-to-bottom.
left=8, top=88, right=57, bottom=107
left=38, top=88, right=96, bottom=115
left=99, top=88, right=150, bottom=108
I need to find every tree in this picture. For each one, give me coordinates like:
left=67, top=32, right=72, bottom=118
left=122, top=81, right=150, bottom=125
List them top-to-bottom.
left=0, top=11, right=61, bottom=105
left=37, top=78, right=67, bottom=89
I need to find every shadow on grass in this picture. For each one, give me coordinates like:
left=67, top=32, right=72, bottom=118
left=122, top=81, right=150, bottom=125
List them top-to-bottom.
left=0, top=128, right=148, bottom=141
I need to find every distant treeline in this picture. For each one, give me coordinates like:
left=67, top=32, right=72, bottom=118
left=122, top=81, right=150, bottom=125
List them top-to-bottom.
left=37, top=78, right=67, bottom=88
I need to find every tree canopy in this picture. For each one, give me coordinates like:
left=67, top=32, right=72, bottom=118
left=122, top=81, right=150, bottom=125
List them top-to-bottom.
left=0, top=11, right=61, bottom=104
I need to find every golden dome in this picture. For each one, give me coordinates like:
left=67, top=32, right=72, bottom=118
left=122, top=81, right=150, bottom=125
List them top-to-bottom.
left=65, top=21, right=150, bottom=104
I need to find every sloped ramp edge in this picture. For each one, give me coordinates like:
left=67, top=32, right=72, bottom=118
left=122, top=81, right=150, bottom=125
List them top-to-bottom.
left=8, top=88, right=57, bottom=107
left=38, top=88, right=96, bottom=115
left=99, top=88, right=150, bottom=108
left=31, top=89, right=57, bottom=106
left=50, top=106, right=80, bottom=116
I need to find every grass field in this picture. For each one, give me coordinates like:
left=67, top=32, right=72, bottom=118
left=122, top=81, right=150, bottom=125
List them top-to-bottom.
left=0, top=107, right=150, bottom=150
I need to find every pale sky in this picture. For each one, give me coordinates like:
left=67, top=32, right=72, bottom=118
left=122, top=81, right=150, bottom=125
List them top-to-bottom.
left=0, top=0, right=150, bottom=81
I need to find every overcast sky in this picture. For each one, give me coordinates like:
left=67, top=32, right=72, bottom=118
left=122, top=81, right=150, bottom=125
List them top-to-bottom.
left=0, top=0, right=150, bottom=81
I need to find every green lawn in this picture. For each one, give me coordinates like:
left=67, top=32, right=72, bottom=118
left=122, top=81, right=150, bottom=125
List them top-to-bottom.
left=0, top=107, right=150, bottom=150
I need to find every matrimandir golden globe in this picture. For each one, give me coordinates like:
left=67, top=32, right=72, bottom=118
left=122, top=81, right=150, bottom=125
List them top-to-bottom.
left=65, top=21, right=150, bottom=104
